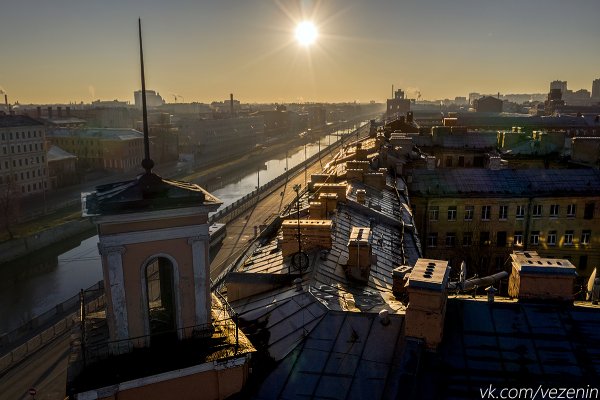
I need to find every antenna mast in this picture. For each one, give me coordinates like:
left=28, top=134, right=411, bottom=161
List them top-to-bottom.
left=139, top=18, right=153, bottom=173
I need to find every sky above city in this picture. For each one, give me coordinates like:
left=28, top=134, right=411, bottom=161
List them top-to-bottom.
left=1, top=0, right=599, bottom=104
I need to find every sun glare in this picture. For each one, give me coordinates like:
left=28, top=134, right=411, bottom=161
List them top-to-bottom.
left=295, top=21, right=318, bottom=46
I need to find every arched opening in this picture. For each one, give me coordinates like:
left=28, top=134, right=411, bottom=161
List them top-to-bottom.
left=145, top=257, right=177, bottom=340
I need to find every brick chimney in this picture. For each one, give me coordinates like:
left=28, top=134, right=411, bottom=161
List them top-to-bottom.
left=281, top=220, right=332, bottom=257
left=345, top=227, right=372, bottom=282
left=508, top=251, right=577, bottom=302
left=405, top=258, right=450, bottom=350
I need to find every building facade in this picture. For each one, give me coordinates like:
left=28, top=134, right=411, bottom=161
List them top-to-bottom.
left=592, top=78, right=600, bottom=102
left=387, top=89, right=411, bottom=119
left=473, top=96, right=503, bottom=113
left=0, top=115, right=48, bottom=197
left=47, top=128, right=144, bottom=172
left=408, top=168, right=600, bottom=279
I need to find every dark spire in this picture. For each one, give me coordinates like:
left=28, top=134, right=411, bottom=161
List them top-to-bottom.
left=138, top=18, right=154, bottom=174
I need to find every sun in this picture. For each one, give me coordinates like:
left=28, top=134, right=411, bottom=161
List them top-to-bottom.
left=295, top=21, right=318, bottom=46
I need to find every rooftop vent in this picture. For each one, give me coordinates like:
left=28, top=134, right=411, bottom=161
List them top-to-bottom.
left=508, top=251, right=577, bottom=302
left=405, top=258, right=450, bottom=351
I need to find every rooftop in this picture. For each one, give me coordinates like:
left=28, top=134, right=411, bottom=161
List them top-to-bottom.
left=0, top=114, right=44, bottom=128
left=48, top=128, right=144, bottom=141
left=47, top=145, right=77, bottom=162
left=409, top=168, right=600, bottom=197
left=83, top=172, right=221, bottom=216
left=413, top=298, right=600, bottom=398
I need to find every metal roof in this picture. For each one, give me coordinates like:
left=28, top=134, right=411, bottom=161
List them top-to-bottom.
left=0, top=115, right=44, bottom=128
left=409, top=168, right=600, bottom=197
left=414, top=298, right=600, bottom=398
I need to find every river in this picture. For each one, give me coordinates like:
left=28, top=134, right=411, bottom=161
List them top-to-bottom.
left=0, top=122, right=368, bottom=333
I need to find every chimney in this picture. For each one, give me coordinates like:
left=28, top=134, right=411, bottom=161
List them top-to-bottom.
left=230, top=93, right=234, bottom=117
left=4, top=95, right=7, bottom=111
left=37, top=106, right=42, bottom=118
left=48, top=106, right=53, bottom=119
left=57, top=106, right=62, bottom=119
left=488, top=155, right=501, bottom=170
left=426, top=156, right=436, bottom=170
left=356, top=189, right=366, bottom=205
left=280, top=219, right=332, bottom=257
left=345, top=227, right=372, bottom=282
left=508, top=251, right=577, bottom=302
left=405, top=258, right=450, bottom=350
left=392, top=265, right=412, bottom=298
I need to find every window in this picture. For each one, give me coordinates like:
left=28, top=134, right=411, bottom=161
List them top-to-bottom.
left=445, top=156, right=453, bottom=167
left=458, top=156, right=465, bottom=167
left=584, top=203, right=595, bottom=220
left=532, top=204, right=542, bottom=217
left=549, top=204, right=559, bottom=217
left=567, top=204, right=576, bottom=217
left=464, top=205, right=474, bottom=221
left=481, top=205, right=491, bottom=220
left=499, top=205, right=508, bottom=220
left=516, top=205, right=525, bottom=219
left=429, top=206, right=439, bottom=221
left=447, top=206, right=457, bottom=221
left=564, top=230, right=574, bottom=245
left=581, top=230, right=591, bottom=245
left=480, top=231, right=490, bottom=246
left=497, top=231, right=507, bottom=247
left=514, top=231, right=524, bottom=246
left=530, top=231, right=540, bottom=246
left=548, top=231, right=557, bottom=246
left=445, top=232, right=456, bottom=247
left=462, top=232, right=473, bottom=246
left=427, top=233, right=438, bottom=247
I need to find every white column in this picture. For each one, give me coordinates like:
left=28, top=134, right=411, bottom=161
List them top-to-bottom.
left=188, top=236, right=209, bottom=326
left=99, top=244, right=129, bottom=341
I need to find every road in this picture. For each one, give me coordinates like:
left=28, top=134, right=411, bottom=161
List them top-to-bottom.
left=0, top=333, right=71, bottom=400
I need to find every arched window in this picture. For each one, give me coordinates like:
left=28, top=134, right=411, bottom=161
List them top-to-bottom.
left=145, top=257, right=177, bottom=340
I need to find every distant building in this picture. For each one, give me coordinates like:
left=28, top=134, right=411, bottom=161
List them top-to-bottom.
left=592, top=78, right=600, bottom=102
left=550, top=80, right=568, bottom=95
left=386, top=89, right=411, bottom=119
left=134, top=90, right=165, bottom=109
left=468, top=92, right=482, bottom=106
left=473, top=96, right=503, bottom=113
left=307, top=106, right=327, bottom=130
left=135, top=113, right=179, bottom=163
left=0, top=115, right=48, bottom=197
left=47, top=128, right=144, bottom=172
left=47, top=145, right=78, bottom=188
left=408, top=168, right=600, bottom=277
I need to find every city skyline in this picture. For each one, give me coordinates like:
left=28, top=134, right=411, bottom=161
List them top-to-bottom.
left=1, top=0, right=599, bottom=104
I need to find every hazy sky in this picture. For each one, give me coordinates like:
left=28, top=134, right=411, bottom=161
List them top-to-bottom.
left=1, top=0, right=599, bottom=104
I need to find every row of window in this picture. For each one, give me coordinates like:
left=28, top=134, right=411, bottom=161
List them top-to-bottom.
left=1, top=130, right=42, bottom=141
left=2, top=142, right=44, bottom=155
left=0, top=156, right=45, bottom=170
left=0, top=168, right=46, bottom=184
left=429, top=203, right=595, bottom=222
left=427, top=229, right=592, bottom=247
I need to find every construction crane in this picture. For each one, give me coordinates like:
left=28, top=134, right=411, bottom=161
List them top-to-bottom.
left=172, top=94, right=184, bottom=103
